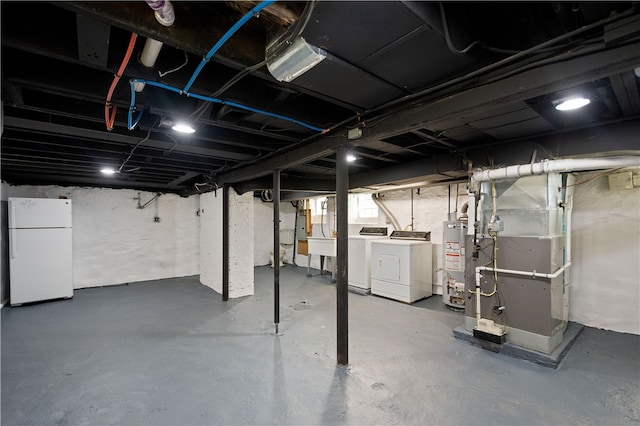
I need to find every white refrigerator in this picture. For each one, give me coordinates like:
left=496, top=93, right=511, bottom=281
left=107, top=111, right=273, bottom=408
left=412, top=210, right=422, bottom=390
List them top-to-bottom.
left=9, top=197, right=73, bottom=306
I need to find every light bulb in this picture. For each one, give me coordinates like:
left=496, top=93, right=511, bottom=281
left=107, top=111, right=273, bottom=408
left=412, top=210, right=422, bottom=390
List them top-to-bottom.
left=555, top=97, right=590, bottom=111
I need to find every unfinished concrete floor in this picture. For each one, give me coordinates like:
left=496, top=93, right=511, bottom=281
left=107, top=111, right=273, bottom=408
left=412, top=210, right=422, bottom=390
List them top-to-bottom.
left=2, top=265, right=639, bottom=425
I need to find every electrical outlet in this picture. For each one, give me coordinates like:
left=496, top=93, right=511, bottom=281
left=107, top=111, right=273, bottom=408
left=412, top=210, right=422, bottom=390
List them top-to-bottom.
left=154, top=217, right=160, bottom=223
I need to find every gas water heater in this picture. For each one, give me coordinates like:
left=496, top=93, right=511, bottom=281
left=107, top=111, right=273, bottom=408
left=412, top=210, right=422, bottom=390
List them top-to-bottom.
left=442, top=220, right=467, bottom=309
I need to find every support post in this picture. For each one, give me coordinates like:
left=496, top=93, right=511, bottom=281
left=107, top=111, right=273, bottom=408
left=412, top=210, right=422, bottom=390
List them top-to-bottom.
left=336, top=146, right=349, bottom=365
left=273, top=170, right=281, bottom=334
left=222, top=183, right=230, bottom=301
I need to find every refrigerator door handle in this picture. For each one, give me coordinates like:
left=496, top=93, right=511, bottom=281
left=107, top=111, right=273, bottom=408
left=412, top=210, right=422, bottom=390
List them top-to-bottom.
left=9, top=199, right=16, bottom=229
left=10, top=229, right=17, bottom=259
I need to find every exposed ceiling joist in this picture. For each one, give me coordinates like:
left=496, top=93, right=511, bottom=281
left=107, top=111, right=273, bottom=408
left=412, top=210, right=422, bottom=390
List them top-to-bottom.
left=215, top=39, right=640, bottom=186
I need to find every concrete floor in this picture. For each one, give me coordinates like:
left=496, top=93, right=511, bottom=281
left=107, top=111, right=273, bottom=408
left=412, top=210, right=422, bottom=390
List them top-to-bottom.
left=2, top=265, right=639, bottom=425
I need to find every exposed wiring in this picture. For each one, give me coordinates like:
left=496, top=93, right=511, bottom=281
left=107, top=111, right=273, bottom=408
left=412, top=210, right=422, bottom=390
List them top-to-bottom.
left=268, top=0, right=317, bottom=59
left=439, top=2, right=605, bottom=56
left=439, top=3, right=483, bottom=55
left=307, top=6, right=637, bottom=140
left=105, top=33, right=138, bottom=131
left=158, top=50, right=189, bottom=77
left=212, top=59, right=267, bottom=98
left=119, top=116, right=159, bottom=172
left=562, top=167, right=625, bottom=188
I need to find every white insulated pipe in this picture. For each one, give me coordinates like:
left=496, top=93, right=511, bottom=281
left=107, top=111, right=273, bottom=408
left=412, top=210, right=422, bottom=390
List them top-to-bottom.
left=136, top=0, right=175, bottom=93
left=140, top=38, right=164, bottom=68
left=471, top=156, right=640, bottom=184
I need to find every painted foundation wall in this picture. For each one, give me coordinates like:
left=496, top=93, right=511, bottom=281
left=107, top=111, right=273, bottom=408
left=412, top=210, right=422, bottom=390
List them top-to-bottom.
left=570, top=171, right=640, bottom=334
left=356, top=179, right=639, bottom=335
left=0, top=183, right=200, bottom=295
left=369, top=187, right=455, bottom=295
left=199, top=189, right=254, bottom=298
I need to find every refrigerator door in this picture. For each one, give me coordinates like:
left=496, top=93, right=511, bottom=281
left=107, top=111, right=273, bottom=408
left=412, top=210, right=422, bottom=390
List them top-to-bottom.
left=9, top=198, right=72, bottom=229
left=9, top=228, right=73, bottom=305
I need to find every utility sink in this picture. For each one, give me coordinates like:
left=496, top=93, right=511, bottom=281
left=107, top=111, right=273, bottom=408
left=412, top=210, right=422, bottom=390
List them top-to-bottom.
left=307, top=237, right=337, bottom=257
left=307, top=237, right=336, bottom=280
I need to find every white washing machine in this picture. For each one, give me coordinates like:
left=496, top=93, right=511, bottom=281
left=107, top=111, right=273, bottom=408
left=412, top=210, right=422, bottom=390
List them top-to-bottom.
left=348, top=227, right=389, bottom=293
left=370, top=231, right=432, bottom=304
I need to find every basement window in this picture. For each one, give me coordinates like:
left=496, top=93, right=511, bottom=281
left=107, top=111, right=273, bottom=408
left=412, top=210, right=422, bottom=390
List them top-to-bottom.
left=348, top=194, right=378, bottom=224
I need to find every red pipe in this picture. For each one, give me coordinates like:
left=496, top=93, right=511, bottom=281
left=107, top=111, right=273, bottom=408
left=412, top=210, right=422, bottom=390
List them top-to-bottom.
left=105, top=33, right=138, bottom=131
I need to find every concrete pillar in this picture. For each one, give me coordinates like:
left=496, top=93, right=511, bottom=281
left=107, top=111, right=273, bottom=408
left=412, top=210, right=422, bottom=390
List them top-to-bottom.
left=200, top=189, right=254, bottom=298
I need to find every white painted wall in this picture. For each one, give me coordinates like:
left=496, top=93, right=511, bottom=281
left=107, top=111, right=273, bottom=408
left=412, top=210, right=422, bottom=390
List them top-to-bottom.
left=570, top=172, right=640, bottom=334
left=343, top=179, right=640, bottom=335
left=1, top=184, right=200, bottom=290
left=372, top=187, right=457, bottom=295
left=199, top=189, right=255, bottom=298
left=253, top=199, right=296, bottom=267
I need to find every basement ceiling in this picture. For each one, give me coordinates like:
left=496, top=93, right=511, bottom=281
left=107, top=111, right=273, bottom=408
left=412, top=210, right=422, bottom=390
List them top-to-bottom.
left=2, top=1, right=640, bottom=196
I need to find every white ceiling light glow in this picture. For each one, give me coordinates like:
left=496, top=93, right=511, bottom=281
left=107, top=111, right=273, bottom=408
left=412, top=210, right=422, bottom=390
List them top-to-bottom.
left=555, top=97, right=591, bottom=111
left=172, top=123, right=196, bottom=134
left=346, top=154, right=357, bottom=162
left=100, top=168, right=117, bottom=175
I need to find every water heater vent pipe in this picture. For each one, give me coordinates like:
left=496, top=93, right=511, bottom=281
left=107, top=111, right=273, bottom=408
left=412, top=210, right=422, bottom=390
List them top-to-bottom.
left=371, top=193, right=401, bottom=231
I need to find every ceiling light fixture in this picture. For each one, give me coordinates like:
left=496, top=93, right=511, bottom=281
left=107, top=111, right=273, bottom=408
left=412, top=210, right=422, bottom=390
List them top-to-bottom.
left=266, top=36, right=327, bottom=83
left=555, top=97, right=591, bottom=111
left=171, top=123, right=196, bottom=134
left=347, top=154, right=357, bottom=162
left=100, top=167, right=117, bottom=175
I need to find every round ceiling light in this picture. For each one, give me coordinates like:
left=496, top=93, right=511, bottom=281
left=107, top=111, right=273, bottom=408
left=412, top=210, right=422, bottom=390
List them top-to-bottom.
left=555, top=97, right=591, bottom=111
left=172, top=123, right=196, bottom=134
left=346, top=154, right=356, bottom=162
left=100, top=167, right=117, bottom=175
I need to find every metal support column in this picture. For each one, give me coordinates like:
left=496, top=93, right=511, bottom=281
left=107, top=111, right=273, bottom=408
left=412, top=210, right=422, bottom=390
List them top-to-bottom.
left=336, top=147, right=349, bottom=365
left=273, top=170, right=281, bottom=334
left=222, top=184, right=229, bottom=301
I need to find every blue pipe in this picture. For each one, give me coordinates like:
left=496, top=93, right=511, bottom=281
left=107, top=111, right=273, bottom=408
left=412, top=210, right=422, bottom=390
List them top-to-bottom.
left=183, top=0, right=277, bottom=93
left=131, top=79, right=324, bottom=132
left=138, top=79, right=183, bottom=95
left=128, top=80, right=144, bottom=130
left=224, top=100, right=324, bottom=132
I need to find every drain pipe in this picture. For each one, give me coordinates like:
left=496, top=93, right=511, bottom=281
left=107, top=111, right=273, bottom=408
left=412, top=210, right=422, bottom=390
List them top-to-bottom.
left=135, top=0, right=176, bottom=93
left=146, top=0, right=175, bottom=26
left=471, top=156, right=639, bottom=184
left=371, top=193, right=401, bottom=231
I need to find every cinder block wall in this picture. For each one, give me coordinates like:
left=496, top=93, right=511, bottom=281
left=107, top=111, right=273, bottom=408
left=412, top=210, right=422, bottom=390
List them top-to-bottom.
left=1, top=183, right=200, bottom=292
